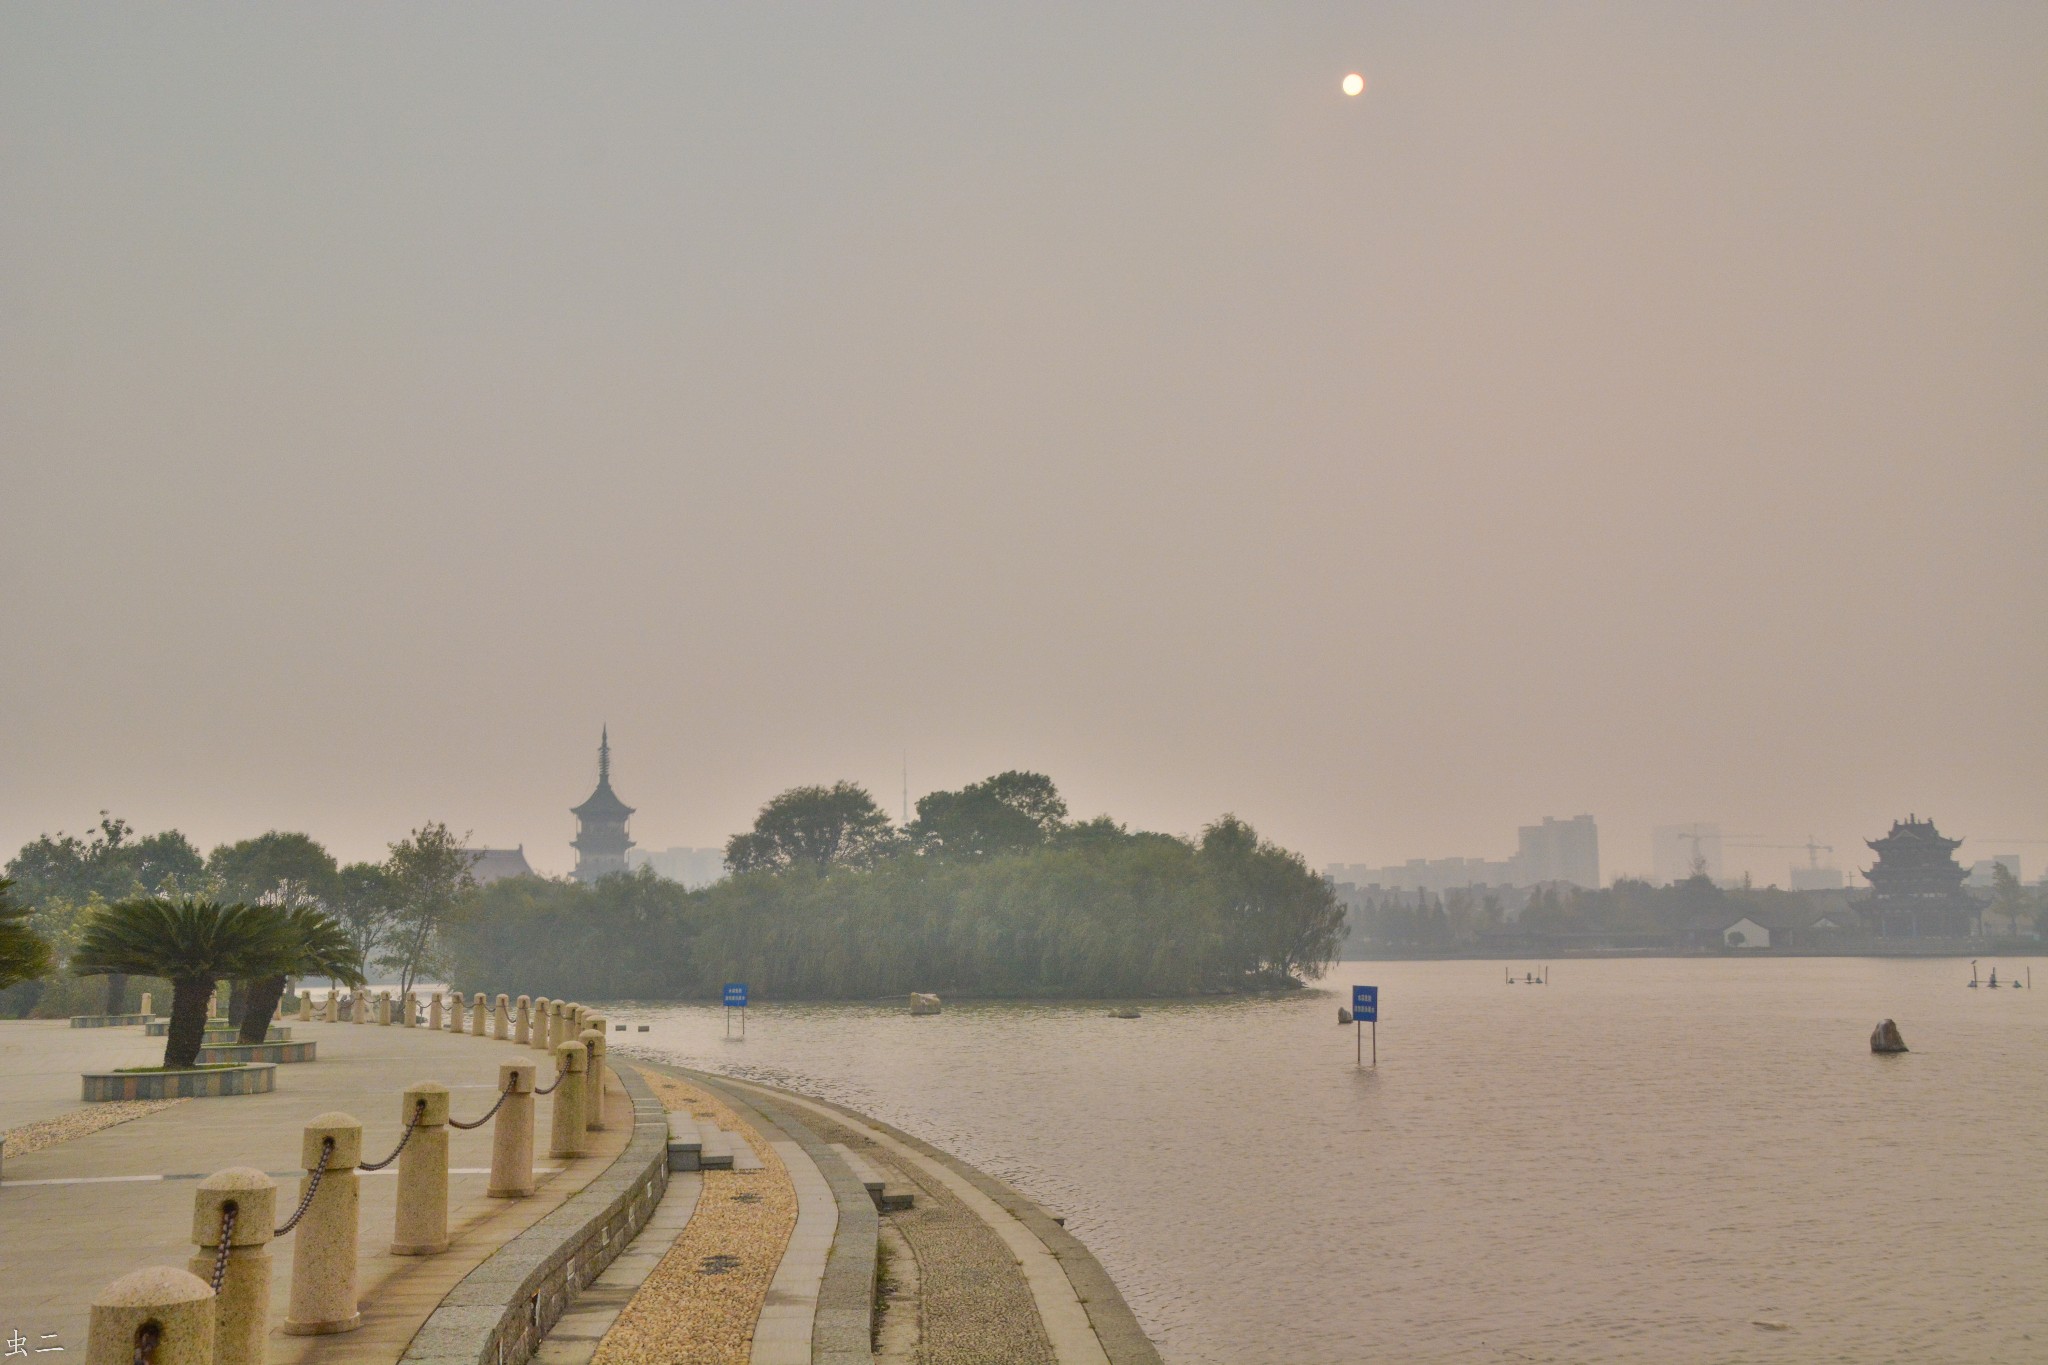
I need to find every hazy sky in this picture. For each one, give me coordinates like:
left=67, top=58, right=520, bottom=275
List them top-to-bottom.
left=4, top=3, right=2044, bottom=884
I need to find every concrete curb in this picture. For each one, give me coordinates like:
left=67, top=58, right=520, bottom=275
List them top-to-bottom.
left=397, top=1065, right=670, bottom=1365
left=685, top=1071, right=879, bottom=1365
left=699, top=1076, right=1164, bottom=1365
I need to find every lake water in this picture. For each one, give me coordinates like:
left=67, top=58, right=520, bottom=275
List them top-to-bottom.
left=605, top=958, right=2047, bottom=1363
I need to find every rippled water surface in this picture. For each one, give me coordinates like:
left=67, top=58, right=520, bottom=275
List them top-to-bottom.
left=605, top=958, right=2047, bottom=1363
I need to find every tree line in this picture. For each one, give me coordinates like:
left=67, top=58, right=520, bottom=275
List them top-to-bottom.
left=5, top=772, right=1344, bottom=1009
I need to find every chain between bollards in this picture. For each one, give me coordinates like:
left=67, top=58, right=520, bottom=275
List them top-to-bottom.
left=534, top=1071, right=566, bottom=1096
left=449, top=1078, right=515, bottom=1130
left=357, top=1099, right=427, bottom=1172
left=275, top=1137, right=333, bottom=1235
left=208, top=1201, right=238, bottom=1294
left=132, top=1322, right=160, bottom=1365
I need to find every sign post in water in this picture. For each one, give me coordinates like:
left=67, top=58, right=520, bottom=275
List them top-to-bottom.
left=724, top=982, right=749, bottom=1039
left=1352, top=985, right=1378, bottom=1068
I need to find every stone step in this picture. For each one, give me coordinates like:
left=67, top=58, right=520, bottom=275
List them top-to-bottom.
left=664, top=1112, right=702, bottom=1172
left=697, top=1120, right=735, bottom=1170
left=829, top=1142, right=915, bottom=1212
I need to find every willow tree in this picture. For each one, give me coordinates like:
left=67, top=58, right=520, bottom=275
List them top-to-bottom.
left=72, top=899, right=298, bottom=1069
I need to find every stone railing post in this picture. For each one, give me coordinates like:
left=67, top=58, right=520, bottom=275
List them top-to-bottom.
left=323, top=989, right=338, bottom=1023
left=355, top=989, right=369, bottom=1025
left=140, top=991, right=153, bottom=1017
left=377, top=991, right=393, bottom=1026
left=401, top=991, right=416, bottom=1027
left=447, top=991, right=465, bottom=1034
left=428, top=992, right=443, bottom=1031
left=471, top=992, right=488, bottom=1037
left=493, top=993, right=510, bottom=1040
left=298, top=994, right=312, bottom=1022
left=513, top=995, right=531, bottom=1045
left=527, top=998, right=549, bottom=1050
left=548, top=1000, right=566, bottom=1051
left=579, top=1025, right=607, bottom=1131
left=547, top=1041, right=587, bottom=1159
left=488, top=1061, right=537, bottom=1199
left=391, top=1083, right=450, bottom=1255
left=283, top=1112, right=363, bottom=1335
left=188, top=1168, right=275, bottom=1365
left=85, top=1268, right=215, bottom=1365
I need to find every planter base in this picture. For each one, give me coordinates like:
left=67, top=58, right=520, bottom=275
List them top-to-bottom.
left=68, top=1014, right=151, bottom=1028
left=194, top=1041, right=316, bottom=1065
left=81, top=1064, right=277, bottom=1102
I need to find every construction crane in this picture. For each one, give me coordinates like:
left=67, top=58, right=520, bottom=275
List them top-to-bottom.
left=1724, top=837, right=1835, bottom=869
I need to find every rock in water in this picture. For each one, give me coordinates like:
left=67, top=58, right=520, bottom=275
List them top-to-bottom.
left=1338, top=1007, right=1354, bottom=1025
left=1870, top=1019, right=1908, bottom=1053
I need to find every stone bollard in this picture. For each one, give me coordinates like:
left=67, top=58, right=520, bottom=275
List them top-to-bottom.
left=324, top=989, right=338, bottom=1023
left=355, top=989, right=370, bottom=1025
left=206, top=990, right=219, bottom=1020
left=140, top=991, right=153, bottom=1017
left=401, top=991, right=416, bottom=1027
left=378, top=992, right=393, bottom=1026
left=428, top=992, right=443, bottom=1031
left=448, top=992, right=465, bottom=1034
left=471, top=992, right=489, bottom=1037
left=494, top=993, right=511, bottom=1040
left=299, top=994, right=312, bottom=1022
left=514, top=995, right=532, bottom=1046
left=527, top=998, right=549, bottom=1050
left=548, top=1000, right=566, bottom=1051
left=579, top=1025, right=607, bottom=1131
left=547, top=1041, right=588, bottom=1159
left=488, top=1061, right=537, bottom=1198
left=391, top=1083, right=451, bottom=1255
left=283, top=1112, right=363, bottom=1335
left=187, top=1168, right=276, bottom=1365
left=85, top=1267, right=215, bottom=1365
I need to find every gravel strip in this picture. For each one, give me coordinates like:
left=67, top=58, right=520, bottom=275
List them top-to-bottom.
left=590, top=1069, right=798, bottom=1365
left=1, top=1099, right=188, bottom=1160
left=785, top=1108, right=1057, bottom=1365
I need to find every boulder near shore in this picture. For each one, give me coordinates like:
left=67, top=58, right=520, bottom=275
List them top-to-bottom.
left=1870, top=1019, right=1908, bottom=1053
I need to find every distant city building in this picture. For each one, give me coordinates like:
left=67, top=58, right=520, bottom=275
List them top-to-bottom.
left=570, top=728, right=635, bottom=883
left=1326, top=814, right=1600, bottom=892
left=1517, top=815, right=1599, bottom=889
left=1860, top=815, right=1977, bottom=938
left=1652, top=824, right=1723, bottom=885
left=626, top=846, right=727, bottom=890
left=465, top=847, right=535, bottom=885
left=1965, top=855, right=2022, bottom=889
left=1788, top=865, right=1846, bottom=892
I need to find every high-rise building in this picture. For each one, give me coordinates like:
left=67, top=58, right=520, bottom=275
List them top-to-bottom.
left=570, top=728, right=635, bottom=883
left=1516, top=815, right=1599, bottom=888
left=627, top=846, right=727, bottom=889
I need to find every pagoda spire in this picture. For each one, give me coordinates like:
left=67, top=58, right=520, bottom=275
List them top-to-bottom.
left=599, top=725, right=611, bottom=783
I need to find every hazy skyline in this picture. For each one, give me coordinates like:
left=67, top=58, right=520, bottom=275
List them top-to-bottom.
left=4, top=4, right=2044, bottom=883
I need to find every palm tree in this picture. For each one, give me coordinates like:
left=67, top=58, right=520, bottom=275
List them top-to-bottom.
left=0, top=878, right=54, bottom=991
left=72, top=899, right=299, bottom=1069
left=235, top=905, right=365, bottom=1043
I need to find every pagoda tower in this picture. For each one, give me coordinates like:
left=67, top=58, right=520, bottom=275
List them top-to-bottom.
left=571, top=728, right=635, bottom=883
left=1859, top=815, right=1976, bottom=939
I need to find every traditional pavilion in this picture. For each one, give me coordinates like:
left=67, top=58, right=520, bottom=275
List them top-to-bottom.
left=570, top=728, right=635, bottom=883
left=1859, top=815, right=1978, bottom=938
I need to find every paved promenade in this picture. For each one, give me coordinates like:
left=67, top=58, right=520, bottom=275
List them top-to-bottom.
left=0, top=1014, right=624, bottom=1362
left=0, top=1017, right=1163, bottom=1365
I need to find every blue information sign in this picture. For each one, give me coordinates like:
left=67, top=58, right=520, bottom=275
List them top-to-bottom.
left=723, top=983, right=749, bottom=1008
left=1351, top=985, right=1377, bottom=1022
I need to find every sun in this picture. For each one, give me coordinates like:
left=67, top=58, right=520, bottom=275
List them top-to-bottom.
left=1342, top=72, right=1365, bottom=97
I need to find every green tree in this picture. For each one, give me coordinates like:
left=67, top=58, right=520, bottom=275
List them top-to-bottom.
left=908, top=771, right=1069, bottom=859
left=725, top=783, right=899, bottom=873
left=8, top=814, right=204, bottom=1014
left=1198, top=815, right=1344, bottom=983
left=378, top=823, right=475, bottom=995
left=207, top=832, right=340, bottom=1025
left=330, top=861, right=397, bottom=966
left=1986, top=862, right=2031, bottom=938
left=0, top=878, right=53, bottom=991
left=72, top=899, right=298, bottom=1069
left=235, top=905, right=365, bottom=1041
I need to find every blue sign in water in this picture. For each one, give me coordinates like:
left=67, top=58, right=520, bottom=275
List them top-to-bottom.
left=723, top=983, right=749, bottom=1008
left=1352, top=985, right=1378, bottom=1022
